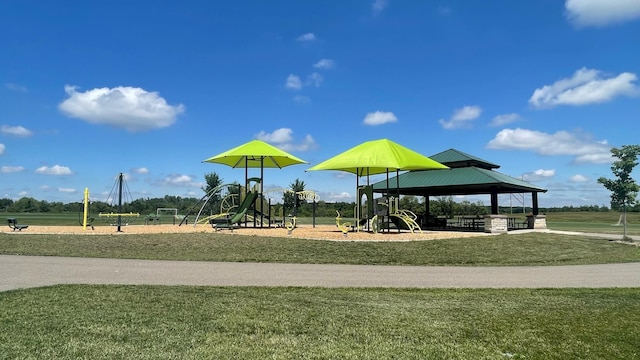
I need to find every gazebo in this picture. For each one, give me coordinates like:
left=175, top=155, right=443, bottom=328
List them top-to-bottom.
left=371, top=148, right=548, bottom=232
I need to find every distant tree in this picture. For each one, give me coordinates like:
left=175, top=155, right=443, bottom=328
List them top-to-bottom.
left=597, top=145, right=640, bottom=240
left=202, top=172, right=224, bottom=215
left=202, top=172, right=223, bottom=194
left=284, top=179, right=306, bottom=216
left=399, top=195, right=423, bottom=215
left=430, top=196, right=455, bottom=218
left=11, top=197, right=39, bottom=213
left=0, top=198, right=13, bottom=212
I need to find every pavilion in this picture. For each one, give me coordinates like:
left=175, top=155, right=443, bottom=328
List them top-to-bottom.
left=371, top=148, right=548, bottom=232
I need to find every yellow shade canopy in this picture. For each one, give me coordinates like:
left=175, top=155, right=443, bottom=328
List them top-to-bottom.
left=307, top=139, right=448, bottom=175
left=203, top=140, right=308, bottom=169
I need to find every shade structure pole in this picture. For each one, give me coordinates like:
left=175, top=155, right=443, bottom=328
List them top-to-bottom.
left=245, top=157, right=248, bottom=228
left=260, top=157, right=264, bottom=228
left=366, top=167, right=370, bottom=231
left=356, top=168, right=360, bottom=232
left=396, top=168, right=400, bottom=233
left=386, top=169, right=390, bottom=233
left=117, top=172, right=123, bottom=232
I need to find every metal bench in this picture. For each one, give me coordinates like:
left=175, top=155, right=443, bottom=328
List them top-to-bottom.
left=7, top=218, right=29, bottom=231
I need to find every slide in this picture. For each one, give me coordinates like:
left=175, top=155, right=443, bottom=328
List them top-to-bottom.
left=214, top=191, right=259, bottom=229
left=388, top=213, right=422, bottom=233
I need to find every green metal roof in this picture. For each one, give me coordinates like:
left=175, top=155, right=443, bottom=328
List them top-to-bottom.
left=429, top=148, right=500, bottom=170
left=372, top=166, right=547, bottom=196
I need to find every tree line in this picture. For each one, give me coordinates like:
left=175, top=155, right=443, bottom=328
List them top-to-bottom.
left=2, top=193, right=635, bottom=219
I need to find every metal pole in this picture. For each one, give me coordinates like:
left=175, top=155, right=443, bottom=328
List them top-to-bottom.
left=396, top=169, right=400, bottom=233
left=117, top=172, right=123, bottom=232
left=83, top=188, right=89, bottom=231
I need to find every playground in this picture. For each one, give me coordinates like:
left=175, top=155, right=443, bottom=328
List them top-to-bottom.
left=20, top=138, right=632, bottom=239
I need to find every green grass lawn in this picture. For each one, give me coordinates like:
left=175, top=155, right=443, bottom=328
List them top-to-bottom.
left=1, top=232, right=639, bottom=266
left=1, top=286, right=638, bottom=359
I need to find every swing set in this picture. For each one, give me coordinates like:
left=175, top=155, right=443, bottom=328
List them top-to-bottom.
left=80, top=173, right=140, bottom=231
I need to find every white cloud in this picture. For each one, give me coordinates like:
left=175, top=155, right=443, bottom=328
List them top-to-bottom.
left=372, top=0, right=388, bottom=14
left=565, top=0, right=640, bottom=27
left=296, top=33, right=316, bottom=42
left=313, top=59, right=335, bottom=69
left=529, top=68, right=638, bottom=108
left=287, top=72, right=324, bottom=91
left=306, top=72, right=324, bottom=87
left=285, top=75, right=303, bottom=90
left=5, top=83, right=28, bottom=93
left=58, top=85, right=185, bottom=132
left=293, top=95, right=311, bottom=104
left=439, top=105, right=482, bottom=129
left=363, top=111, right=398, bottom=126
left=489, top=113, right=520, bottom=127
left=1, top=125, right=33, bottom=137
left=256, top=128, right=317, bottom=152
left=256, top=128, right=293, bottom=143
left=487, top=128, right=613, bottom=164
left=280, top=134, right=317, bottom=152
left=0, top=144, right=4, bottom=155
left=1, top=165, right=25, bottom=173
left=35, top=165, right=72, bottom=175
left=132, top=167, right=149, bottom=174
left=523, top=169, right=556, bottom=182
left=162, top=174, right=202, bottom=187
left=570, top=174, right=590, bottom=183
left=58, top=188, right=77, bottom=194
left=323, top=191, right=353, bottom=202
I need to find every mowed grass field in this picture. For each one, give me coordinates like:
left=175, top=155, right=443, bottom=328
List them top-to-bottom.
left=2, top=211, right=639, bottom=359
left=1, top=286, right=639, bottom=359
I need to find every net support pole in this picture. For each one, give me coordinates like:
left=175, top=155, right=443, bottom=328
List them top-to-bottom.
left=117, top=172, right=123, bottom=232
left=83, top=188, right=89, bottom=231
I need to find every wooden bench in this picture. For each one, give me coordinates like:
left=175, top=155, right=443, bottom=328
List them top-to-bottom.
left=7, top=218, right=28, bottom=231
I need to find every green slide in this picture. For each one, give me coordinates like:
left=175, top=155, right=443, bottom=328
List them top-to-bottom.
left=229, top=191, right=258, bottom=225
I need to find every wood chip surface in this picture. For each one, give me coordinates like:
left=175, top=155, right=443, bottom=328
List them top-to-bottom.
left=3, top=224, right=491, bottom=241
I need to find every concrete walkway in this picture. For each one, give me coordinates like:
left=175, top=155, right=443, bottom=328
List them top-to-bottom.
left=515, top=228, right=640, bottom=241
left=2, top=255, right=639, bottom=292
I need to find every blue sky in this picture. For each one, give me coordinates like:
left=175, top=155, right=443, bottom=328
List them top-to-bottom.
left=1, top=0, right=639, bottom=208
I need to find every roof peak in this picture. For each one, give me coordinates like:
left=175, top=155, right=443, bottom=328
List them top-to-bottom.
left=430, top=148, right=500, bottom=170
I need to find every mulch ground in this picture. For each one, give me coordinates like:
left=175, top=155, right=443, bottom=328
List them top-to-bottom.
left=2, top=224, right=491, bottom=242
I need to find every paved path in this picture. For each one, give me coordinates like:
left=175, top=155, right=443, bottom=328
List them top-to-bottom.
left=2, top=255, right=639, bottom=292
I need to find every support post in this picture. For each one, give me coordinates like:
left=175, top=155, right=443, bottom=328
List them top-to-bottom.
left=117, top=172, right=123, bottom=232
left=83, top=188, right=89, bottom=231
left=490, top=192, right=498, bottom=215
left=532, top=192, right=539, bottom=215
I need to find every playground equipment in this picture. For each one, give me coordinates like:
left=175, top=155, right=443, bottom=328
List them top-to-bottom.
left=98, top=172, right=140, bottom=232
left=206, top=178, right=261, bottom=230
left=183, top=182, right=241, bottom=226
left=354, top=185, right=374, bottom=231
left=79, top=187, right=95, bottom=230
left=212, top=188, right=259, bottom=231
left=285, top=189, right=320, bottom=227
left=385, top=196, right=422, bottom=233
left=335, top=211, right=352, bottom=236
left=285, top=216, right=297, bottom=235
